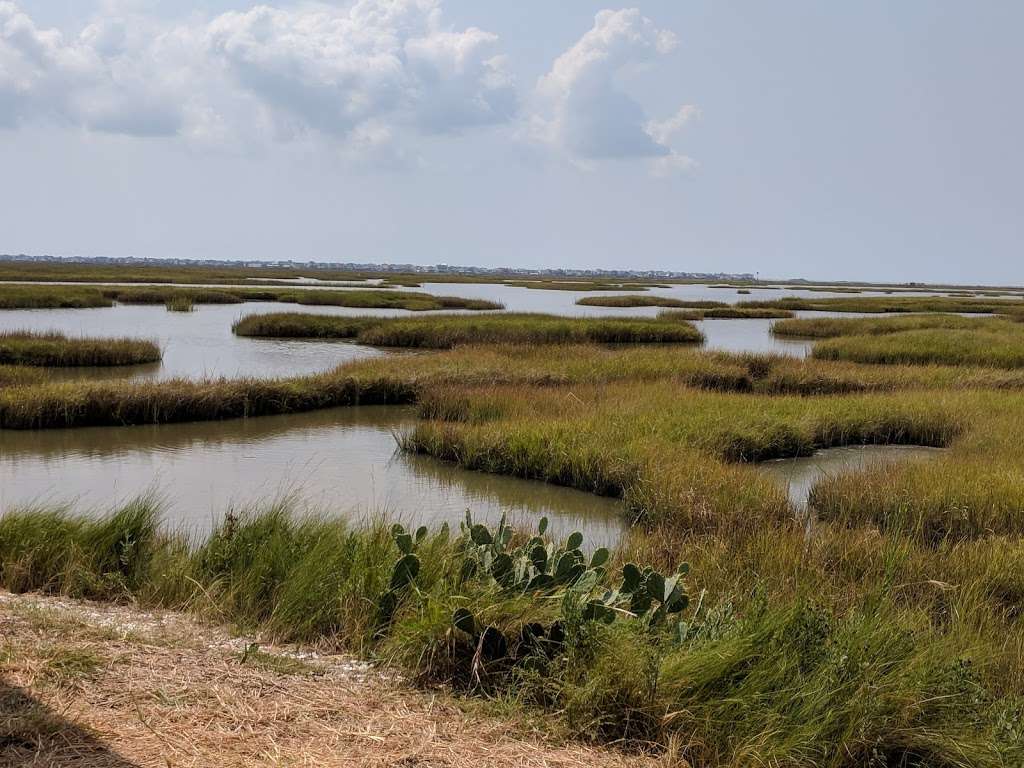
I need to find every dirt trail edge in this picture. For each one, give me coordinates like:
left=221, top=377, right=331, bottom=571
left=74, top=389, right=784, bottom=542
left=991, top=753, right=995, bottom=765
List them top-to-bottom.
left=0, top=591, right=658, bottom=768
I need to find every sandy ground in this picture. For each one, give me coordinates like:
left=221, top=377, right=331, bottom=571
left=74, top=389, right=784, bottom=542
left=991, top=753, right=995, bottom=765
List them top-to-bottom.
left=0, top=591, right=660, bottom=768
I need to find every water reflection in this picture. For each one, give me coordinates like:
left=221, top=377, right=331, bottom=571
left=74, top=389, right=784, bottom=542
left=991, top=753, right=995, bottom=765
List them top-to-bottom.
left=0, top=406, right=625, bottom=546
left=758, top=445, right=943, bottom=509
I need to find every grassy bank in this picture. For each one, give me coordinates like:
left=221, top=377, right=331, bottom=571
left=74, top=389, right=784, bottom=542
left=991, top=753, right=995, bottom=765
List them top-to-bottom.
left=0, top=283, right=501, bottom=311
left=0, top=285, right=112, bottom=309
left=105, top=286, right=503, bottom=311
left=741, top=295, right=1024, bottom=315
left=577, top=296, right=729, bottom=309
left=659, top=307, right=795, bottom=320
left=233, top=312, right=705, bottom=348
left=770, top=314, right=1002, bottom=338
left=812, top=327, right=1024, bottom=369
left=0, top=332, right=162, bottom=367
left=405, top=381, right=962, bottom=534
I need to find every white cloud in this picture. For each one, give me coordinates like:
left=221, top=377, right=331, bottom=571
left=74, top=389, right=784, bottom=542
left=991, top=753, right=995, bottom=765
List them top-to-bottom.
left=0, top=0, right=516, bottom=158
left=532, top=8, right=695, bottom=174
left=646, top=104, right=700, bottom=146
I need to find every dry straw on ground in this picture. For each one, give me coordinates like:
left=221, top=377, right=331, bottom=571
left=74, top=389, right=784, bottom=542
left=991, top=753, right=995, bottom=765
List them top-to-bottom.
left=0, top=591, right=657, bottom=768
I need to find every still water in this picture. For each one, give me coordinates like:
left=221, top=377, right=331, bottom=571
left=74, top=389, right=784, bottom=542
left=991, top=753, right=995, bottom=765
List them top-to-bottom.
left=0, top=281, right=945, bottom=535
left=0, top=284, right=840, bottom=381
left=0, top=406, right=626, bottom=545
left=758, top=445, right=943, bottom=510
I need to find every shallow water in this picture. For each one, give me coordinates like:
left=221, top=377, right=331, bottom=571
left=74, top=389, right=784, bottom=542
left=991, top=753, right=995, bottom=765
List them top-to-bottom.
left=0, top=282, right=949, bottom=539
left=0, top=284, right=844, bottom=381
left=0, top=406, right=626, bottom=545
left=758, top=445, right=943, bottom=509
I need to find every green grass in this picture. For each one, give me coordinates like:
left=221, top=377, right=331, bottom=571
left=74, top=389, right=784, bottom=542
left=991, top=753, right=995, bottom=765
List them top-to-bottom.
left=0, top=285, right=112, bottom=309
left=233, top=312, right=704, bottom=348
left=231, top=313, right=384, bottom=339
left=771, top=314, right=1003, bottom=338
left=812, top=327, right=1024, bottom=369
left=0, top=331, right=162, bottom=367
left=405, top=381, right=961, bottom=535
left=0, top=500, right=1021, bottom=766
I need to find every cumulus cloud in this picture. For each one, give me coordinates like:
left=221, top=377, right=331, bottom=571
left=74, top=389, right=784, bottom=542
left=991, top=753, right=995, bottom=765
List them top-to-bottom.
left=0, top=0, right=516, bottom=157
left=0, top=2, right=694, bottom=173
left=532, top=8, right=695, bottom=174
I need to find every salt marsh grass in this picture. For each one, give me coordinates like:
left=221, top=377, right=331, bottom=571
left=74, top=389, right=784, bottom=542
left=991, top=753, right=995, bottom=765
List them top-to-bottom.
left=0, top=285, right=112, bottom=309
left=813, top=327, right=1024, bottom=368
left=0, top=331, right=162, bottom=367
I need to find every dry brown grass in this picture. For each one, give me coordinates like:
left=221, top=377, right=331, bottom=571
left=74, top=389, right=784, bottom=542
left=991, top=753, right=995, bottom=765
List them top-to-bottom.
left=0, top=591, right=656, bottom=768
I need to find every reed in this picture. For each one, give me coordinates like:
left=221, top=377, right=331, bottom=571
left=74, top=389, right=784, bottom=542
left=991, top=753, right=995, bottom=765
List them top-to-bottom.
left=164, top=295, right=195, bottom=312
left=0, top=331, right=162, bottom=367
left=0, top=364, right=45, bottom=387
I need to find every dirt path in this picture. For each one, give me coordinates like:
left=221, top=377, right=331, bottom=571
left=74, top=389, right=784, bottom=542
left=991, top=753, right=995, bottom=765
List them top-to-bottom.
left=0, top=592, right=658, bottom=768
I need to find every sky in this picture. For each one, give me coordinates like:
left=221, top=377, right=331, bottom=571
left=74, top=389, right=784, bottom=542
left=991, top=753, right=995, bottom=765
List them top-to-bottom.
left=1, top=1, right=1022, bottom=284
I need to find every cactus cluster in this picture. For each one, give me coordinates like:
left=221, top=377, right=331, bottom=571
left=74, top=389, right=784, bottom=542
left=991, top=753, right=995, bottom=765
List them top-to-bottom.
left=452, top=512, right=690, bottom=645
left=458, top=512, right=608, bottom=594
left=378, top=523, right=432, bottom=625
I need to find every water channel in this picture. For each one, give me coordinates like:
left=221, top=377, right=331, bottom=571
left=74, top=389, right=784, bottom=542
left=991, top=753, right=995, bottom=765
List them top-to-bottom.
left=0, top=280, right=956, bottom=538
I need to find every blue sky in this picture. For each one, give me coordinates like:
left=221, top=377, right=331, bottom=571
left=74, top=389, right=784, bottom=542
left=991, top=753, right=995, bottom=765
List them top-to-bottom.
left=1, top=1, right=1022, bottom=283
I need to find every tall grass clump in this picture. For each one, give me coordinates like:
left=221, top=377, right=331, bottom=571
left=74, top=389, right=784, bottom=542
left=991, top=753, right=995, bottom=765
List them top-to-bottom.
left=164, top=295, right=195, bottom=312
left=232, top=313, right=384, bottom=339
left=0, top=331, right=162, bottom=367
left=0, top=498, right=160, bottom=599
